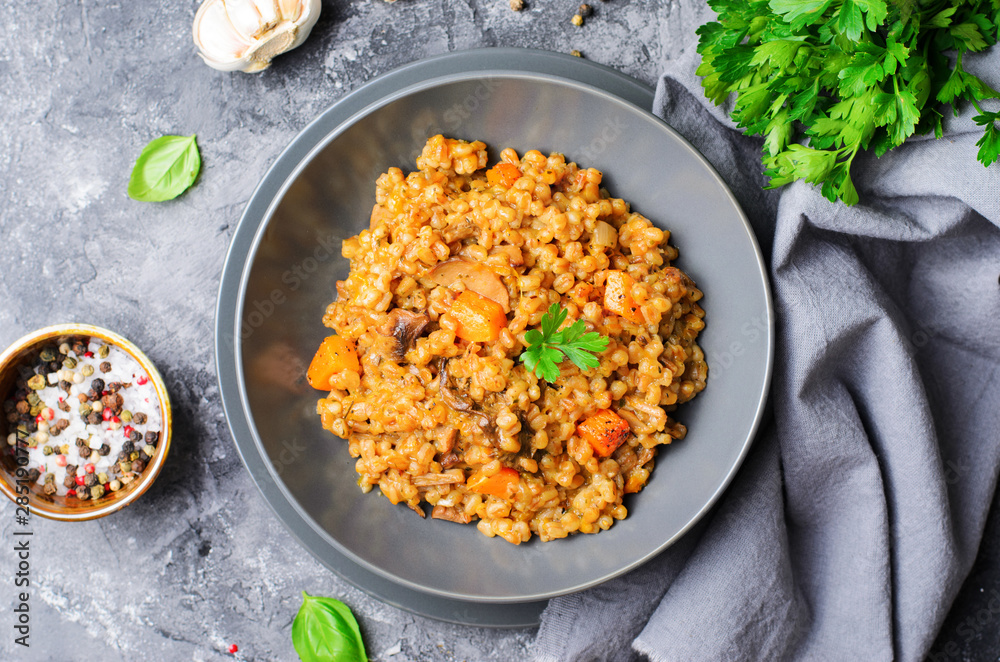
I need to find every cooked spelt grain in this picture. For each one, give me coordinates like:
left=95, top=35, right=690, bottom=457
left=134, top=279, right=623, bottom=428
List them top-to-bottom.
left=315, top=135, right=707, bottom=544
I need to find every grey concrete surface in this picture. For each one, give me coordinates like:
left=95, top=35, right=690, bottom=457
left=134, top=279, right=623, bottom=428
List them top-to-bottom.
left=1, top=1, right=997, bottom=661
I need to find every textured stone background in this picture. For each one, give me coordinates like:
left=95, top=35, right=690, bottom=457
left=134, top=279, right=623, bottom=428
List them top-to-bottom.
left=0, top=1, right=997, bottom=661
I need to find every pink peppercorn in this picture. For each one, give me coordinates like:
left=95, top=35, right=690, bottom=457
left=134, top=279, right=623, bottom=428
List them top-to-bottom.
left=84, top=351, right=94, bottom=358
left=137, top=375, right=148, bottom=386
left=41, top=407, right=54, bottom=420
left=102, top=409, right=112, bottom=421
left=123, top=425, right=134, bottom=438
left=55, top=455, right=67, bottom=467
left=85, top=463, right=95, bottom=474
left=75, top=476, right=85, bottom=486
left=67, top=489, right=76, bottom=497
left=228, top=644, right=238, bottom=654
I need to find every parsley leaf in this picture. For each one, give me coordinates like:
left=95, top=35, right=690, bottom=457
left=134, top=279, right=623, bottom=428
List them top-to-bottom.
left=697, top=0, right=1000, bottom=206
left=973, top=111, right=1000, bottom=166
left=519, top=303, right=610, bottom=383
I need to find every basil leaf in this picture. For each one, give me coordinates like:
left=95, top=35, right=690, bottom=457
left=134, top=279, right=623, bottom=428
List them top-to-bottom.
left=127, top=134, right=201, bottom=202
left=291, top=592, right=368, bottom=662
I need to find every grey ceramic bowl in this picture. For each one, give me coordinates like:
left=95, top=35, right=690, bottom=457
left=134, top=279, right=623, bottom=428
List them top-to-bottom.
left=216, top=49, right=772, bottom=625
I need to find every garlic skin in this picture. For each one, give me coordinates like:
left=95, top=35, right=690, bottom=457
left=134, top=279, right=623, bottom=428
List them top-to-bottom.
left=193, top=0, right=321, bottom=73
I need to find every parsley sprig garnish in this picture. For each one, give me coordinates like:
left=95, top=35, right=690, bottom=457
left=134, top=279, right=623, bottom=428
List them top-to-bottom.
left=696, top=0, right=1000, bottom=206
left=519, top=303, right=610, bottom=383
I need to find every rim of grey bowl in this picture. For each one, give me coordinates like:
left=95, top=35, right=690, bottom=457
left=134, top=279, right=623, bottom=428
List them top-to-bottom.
left=215, top=47, right=774, bottom=624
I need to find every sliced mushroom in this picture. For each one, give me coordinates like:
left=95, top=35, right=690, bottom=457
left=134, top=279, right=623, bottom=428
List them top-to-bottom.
left=441, top=217, right=477, bottom=243
left=429, top=258, right=510, bottom=312
left=377, top=309, right=430, bottom=361
left=436, top=358, right=498, bottom=444
left=618, top=446, right=655, bottom=474
left=438, top=451, right=461, bottom=469
left=413, top=473, right=465, bottom=487
left=432, top=505, right=472, bottom=524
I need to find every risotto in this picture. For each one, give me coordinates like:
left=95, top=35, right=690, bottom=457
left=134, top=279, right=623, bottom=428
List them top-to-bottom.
left=309, top=135, right=707, bottom=544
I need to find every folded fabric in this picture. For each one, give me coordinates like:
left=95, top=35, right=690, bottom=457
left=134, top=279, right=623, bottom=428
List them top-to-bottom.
left=532, top=8, right=1000, bottom=662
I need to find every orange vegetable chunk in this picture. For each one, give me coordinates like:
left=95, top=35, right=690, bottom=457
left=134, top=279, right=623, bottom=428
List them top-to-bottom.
left=486, top=162, right=521, bottom=188
left=429, top=258, right=510, bottom=311
left=604, top=270, right=644, bottom=324
left=450, top=290, right=507, bottom=343
left=307, top=335, right=360, bottom=390
left=578, top=409, right=632, bottom=457
left=468, top=466, right=519, bottom=498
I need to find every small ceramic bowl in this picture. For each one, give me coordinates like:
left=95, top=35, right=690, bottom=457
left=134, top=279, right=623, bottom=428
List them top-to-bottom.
left=0, top=324, right=172, bottom=521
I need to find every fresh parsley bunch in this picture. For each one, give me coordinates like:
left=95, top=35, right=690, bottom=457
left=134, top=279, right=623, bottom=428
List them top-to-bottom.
left=696, top=0, right=1000, bottom=205
left=520, top=303, right=610, bottom=383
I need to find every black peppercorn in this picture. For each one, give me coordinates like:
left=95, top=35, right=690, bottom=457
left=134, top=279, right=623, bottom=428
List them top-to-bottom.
left=99, top=361, right=112, bottom=374
left=90, top=378, right=105, bottom=393
left=87, top=412, right=101, bottom=425
left=133, top=412, right=147, bottom=425
left=129, top=430, right=142, bottom=444
left=145, top=431, right=160, bottom=447
left=122, top=440, right=135, bottom=453
left=98, top=443, right=111, bottom=456
left=132, top=459, right=146, bottom=473
left=65, top=464, right=77, bottom=477
left=26, top=468, right=40, bottom=483
left=84, top=473, right=97, bottom=488
left=63, top=476, right=76, bottom=489
left=76, top=489, right=90, bottom=501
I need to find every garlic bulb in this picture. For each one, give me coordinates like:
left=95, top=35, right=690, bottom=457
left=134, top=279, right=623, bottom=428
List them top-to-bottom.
left=193, top=0, right=321, bottom=73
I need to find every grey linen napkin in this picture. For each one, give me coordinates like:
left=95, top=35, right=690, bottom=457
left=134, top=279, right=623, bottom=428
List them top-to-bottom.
left=532, top=12, right=1000, bottom=662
